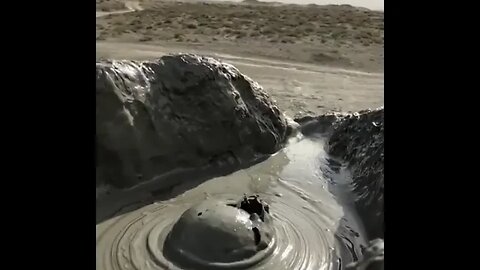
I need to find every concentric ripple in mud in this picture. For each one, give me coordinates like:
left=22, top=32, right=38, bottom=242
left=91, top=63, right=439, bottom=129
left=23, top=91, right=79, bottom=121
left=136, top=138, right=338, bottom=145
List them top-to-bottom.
left=96, top=134, right=367, bottom=270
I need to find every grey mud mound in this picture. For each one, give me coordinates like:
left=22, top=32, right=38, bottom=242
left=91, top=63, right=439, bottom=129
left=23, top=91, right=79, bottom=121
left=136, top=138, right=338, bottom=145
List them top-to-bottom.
left=96, top=54, right=289, bottom=190
left=164, top=195, right=275, bottom=269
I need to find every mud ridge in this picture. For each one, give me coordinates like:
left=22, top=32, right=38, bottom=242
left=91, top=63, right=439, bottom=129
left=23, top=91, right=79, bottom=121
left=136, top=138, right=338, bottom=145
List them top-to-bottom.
left=96, top=54, right=290, bottom=192
left=296, top=108, right=384, bottom=240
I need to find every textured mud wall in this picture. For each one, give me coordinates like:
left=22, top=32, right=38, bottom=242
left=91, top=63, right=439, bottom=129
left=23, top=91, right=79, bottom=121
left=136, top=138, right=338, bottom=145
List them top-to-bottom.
left=96, top=54, right=289, bottom=189
left=296, top=108, right=384, bottom=240
left=328, top=108, right=384, bottom=240
left=297, top=109, right=384, bottom=270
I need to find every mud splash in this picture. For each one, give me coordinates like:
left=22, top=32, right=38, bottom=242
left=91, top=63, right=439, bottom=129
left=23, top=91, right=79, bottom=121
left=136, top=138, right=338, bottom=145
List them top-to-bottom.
left=96, top=132, right=368, bottom=270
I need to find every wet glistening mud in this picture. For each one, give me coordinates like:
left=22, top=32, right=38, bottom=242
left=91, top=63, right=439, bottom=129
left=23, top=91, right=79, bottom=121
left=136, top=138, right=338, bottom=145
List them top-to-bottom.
left=96, top=54, right=383, bottom=270
left=97, top=132, right=368, bottom=270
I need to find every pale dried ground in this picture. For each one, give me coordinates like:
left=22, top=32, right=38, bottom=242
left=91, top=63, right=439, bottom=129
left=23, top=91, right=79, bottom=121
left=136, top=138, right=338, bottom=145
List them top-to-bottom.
left=96, top=0, right=384, bottom=118
left=96, top=0, right=126, bottom=11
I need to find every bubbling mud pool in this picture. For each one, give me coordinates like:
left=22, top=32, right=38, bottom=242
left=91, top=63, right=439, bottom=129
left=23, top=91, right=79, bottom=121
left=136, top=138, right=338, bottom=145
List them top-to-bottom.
left=96, top=132, right=368, bottom=270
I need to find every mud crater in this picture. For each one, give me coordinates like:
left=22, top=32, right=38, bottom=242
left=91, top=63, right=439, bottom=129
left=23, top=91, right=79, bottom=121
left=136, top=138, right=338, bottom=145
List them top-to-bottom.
left=227, top=195, right=271, bottom=247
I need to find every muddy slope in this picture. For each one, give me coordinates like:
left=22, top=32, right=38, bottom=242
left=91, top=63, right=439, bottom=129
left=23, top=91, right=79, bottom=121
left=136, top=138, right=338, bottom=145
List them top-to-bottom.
left=96, top=54, right=289, bottom=189
left=296, top=108, right=384, bottom=240
left=327, top=108, right=383, bottom=239
left=296, top=109, right=384, bottom=269
left=302, top=109, right=384, bottom=240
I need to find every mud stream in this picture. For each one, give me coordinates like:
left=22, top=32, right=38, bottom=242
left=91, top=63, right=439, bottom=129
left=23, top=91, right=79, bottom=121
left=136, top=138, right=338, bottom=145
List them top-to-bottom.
left=96, top=132, right=367, bottom=270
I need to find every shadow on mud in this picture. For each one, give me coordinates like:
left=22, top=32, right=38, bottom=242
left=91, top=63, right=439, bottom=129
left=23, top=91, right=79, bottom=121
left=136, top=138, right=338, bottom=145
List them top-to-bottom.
left=96, top=154, right=270, bottom=224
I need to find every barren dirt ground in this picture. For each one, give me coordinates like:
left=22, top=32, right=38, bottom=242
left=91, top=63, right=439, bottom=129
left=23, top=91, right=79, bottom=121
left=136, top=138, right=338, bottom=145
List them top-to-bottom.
left=96, top=0, right=384, bottom=118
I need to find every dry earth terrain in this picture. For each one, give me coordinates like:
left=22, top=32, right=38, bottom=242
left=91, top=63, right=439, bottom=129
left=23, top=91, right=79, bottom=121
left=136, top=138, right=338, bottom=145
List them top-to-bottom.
left=96, top=0, right=384, bottom=117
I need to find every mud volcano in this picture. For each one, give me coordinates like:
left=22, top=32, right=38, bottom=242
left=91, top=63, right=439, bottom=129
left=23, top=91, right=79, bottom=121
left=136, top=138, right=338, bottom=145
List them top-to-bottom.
left=96, top=54, right=384, bottom=270
left=96, top=54, right=289, bottom=191
left=163, top=195, right=275, bottom=269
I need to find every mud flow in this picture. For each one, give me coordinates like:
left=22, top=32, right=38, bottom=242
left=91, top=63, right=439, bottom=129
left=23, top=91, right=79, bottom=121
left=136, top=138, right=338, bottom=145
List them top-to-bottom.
left=96, top=55, right=383, bottom=270
left=97, top=131, right=371, bottom=270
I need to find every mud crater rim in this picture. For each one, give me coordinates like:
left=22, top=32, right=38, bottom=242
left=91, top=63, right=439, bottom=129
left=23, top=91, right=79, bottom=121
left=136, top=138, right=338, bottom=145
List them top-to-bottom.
left=161, top=195, right=276, bottom=268
left=226, top=195, right=272, bottom=247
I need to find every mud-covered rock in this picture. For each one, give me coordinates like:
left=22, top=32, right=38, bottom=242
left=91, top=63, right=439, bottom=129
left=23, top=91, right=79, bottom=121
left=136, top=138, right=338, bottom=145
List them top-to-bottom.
left=96, top=54, right=289, bottom=189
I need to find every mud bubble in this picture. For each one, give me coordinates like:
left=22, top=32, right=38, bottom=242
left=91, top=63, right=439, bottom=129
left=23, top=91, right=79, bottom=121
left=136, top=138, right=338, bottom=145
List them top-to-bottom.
left=164, top=195, right=275, bottom=269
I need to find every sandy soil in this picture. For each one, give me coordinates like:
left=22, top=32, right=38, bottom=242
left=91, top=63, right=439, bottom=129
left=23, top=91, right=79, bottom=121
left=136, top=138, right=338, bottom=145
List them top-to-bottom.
left=96, top=0, right=384, bottom=118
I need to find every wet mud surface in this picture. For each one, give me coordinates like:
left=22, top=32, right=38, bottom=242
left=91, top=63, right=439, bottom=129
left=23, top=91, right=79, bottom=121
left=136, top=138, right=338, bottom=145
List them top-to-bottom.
left=96, top=54, right=383, bottom=270
left=296, top=108, right=384, bottom=239
left=97, top=132, right=371, bottom=270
